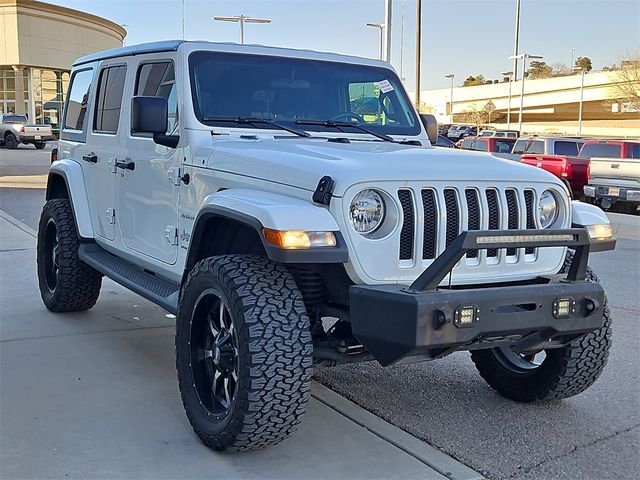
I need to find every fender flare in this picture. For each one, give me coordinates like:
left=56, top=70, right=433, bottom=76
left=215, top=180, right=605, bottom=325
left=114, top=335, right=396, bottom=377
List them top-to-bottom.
left=47, top=160, right=94, bottom=239
left=186, top=189, right=348, bottom=268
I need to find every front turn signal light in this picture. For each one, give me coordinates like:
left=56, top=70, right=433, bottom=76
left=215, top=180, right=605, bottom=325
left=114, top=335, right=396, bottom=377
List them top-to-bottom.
left=586, top=224, right=613, bottom=240
left=263, top=229, right=337, bottom=249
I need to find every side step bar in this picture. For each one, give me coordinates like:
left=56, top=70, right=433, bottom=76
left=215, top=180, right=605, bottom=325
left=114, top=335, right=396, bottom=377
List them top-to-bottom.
left=79, top=243, right=179, bottom=314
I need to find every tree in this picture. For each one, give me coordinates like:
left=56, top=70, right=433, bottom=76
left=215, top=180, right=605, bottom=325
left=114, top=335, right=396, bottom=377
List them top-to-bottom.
left=609, top=53, right=640, bottom=111
left=574, top=56, right=593, bottom=72
left=527, top=61, right=553, bottom=79
left=550, top=63, right=572, bottom=77
left=463, top=74, right=486, bottom=87
left=459, top=103, right=490, bottom=130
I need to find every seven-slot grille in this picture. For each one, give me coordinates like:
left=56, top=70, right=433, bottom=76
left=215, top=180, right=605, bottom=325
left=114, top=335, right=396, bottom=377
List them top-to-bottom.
left=397, top=187, right=538, bottom=262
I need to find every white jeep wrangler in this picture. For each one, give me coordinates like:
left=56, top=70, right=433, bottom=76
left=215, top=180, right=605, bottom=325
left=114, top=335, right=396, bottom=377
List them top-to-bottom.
left=38, top=41, right=616, bottom=452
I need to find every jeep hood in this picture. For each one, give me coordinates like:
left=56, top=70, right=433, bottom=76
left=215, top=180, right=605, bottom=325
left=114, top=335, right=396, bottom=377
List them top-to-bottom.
left=207, top=136, right=562, bottom=196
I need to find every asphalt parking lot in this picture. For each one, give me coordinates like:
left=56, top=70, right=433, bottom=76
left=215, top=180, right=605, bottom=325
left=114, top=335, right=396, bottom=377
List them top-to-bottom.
left=1, top=145, right=639, bottom=479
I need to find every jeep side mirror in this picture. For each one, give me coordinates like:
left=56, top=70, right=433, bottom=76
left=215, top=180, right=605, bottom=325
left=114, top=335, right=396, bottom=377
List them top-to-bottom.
left=131, top=96, right=179, bottom=148
left=419, top=114, right=438, bottom=145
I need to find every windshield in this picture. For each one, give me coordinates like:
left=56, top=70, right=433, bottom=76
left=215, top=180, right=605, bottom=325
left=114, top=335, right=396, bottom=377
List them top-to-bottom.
left=189, top=52, right=420, bottom=136
left=579, top=143, right=622, bottom=158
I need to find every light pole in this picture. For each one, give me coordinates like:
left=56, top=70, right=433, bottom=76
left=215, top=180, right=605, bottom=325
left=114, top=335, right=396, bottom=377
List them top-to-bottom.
left=384, top=0, right=393, bottom=62
left=415, top=0, right=422, bottom=110
left=512, top=0, right=521, bottom=80
left=212, top=15, right=272, bottom=44
left=366, top=23, right=386, bottom=60
left=570, top=47, right=576, bottom=68
left=509, top=53, right=543, bottom=133
left=573, top=66, right=586, bottom=136
left=501, top=70, right=513, bottom=130
left=445, top=73, right=455, bottom=123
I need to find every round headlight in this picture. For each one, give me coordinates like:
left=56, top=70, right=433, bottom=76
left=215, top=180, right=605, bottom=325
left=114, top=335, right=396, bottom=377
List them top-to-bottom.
left=350, top=189, right=385, bottom=234
left=538, top=190, right=558, bottom=228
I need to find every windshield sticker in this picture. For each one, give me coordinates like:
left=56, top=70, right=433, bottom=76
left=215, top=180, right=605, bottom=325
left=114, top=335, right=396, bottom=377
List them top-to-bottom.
left=377, top=80, right=394, bottom=93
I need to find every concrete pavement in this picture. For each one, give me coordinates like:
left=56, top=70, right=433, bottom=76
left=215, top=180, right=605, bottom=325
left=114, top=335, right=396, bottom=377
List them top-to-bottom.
left=0, top=212, right=481, bottom=480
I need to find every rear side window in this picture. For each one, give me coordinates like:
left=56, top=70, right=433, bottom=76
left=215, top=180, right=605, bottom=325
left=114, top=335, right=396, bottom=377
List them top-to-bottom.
left=135, top=61, right=178, bottom=134
left=93, top=65, right=127, bottom=134
left=64, top=68, right=93, bottom=132
left=461, top=138, right=474, bottom=149
left=471, top=139, right=488, bottom=151
left=494, top=140, right=515, bottom=153
left=527, top=140, right=544, bottom=154
left=554, top=141, right=580, bottom=156
left=579, top=143, right=622, bottom=158
left=629, top=144, right=640, bottom=159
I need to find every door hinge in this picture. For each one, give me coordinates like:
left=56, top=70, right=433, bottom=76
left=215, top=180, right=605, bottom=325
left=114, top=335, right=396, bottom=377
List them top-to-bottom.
left=108, top=159, right=117, bottom=174
left=168, top=167, right=181, bottom=186
left=106, top=208, right=116, bottom=224
left=164, top=225, right=178, bottom=246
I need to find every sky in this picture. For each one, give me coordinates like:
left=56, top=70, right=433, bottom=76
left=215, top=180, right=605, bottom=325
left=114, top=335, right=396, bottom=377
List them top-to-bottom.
left=49, top=0, right=640, bottom=91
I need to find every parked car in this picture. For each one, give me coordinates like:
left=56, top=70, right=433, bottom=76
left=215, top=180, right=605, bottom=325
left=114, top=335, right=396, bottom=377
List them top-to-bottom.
left=39, top=40, right=616, bottom=452
left=0, top=114, right=53, bottom=149
left=438, top=123, right=452, bottom=136
left=447, top=124, right=477, bottom=140
left=478, top=129, right=519, bottom=139
left=435, top=134, right=457, bottom=148
left=460, top=136, right=519, bottom=160
left=518, top=137, right=588, bottom=198
left=582, top=140, right=640, bottom=214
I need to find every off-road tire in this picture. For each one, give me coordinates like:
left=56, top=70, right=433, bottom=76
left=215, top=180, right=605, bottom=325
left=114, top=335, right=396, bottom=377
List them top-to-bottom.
left=5, top=133, right=18, bottom=149
left=34, top=141, right=46, bottom=149
left=37, top=198, right=102, bottom=312
left=471, top=252, right=612, bottom=402
left=176, top=255, right=313, bottom=451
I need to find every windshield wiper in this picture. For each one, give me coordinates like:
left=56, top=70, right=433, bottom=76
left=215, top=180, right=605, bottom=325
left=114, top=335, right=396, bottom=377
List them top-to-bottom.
left=202, top=116, right=310, bottom=138
left=295, top=119, right=396, bottom=143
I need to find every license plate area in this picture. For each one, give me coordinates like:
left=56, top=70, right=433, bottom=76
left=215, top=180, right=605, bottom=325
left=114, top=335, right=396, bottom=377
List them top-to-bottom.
left=34, top=135, right=41, bottom=140
left=606, top=187, right=620, bottom=196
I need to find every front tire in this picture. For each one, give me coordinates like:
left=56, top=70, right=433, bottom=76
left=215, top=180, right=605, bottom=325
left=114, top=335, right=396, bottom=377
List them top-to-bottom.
left=37, top=198, right=102, bottom=312
left=471, top=253, right=612, bottom=402
left=176, top=255, right=313, bottom=451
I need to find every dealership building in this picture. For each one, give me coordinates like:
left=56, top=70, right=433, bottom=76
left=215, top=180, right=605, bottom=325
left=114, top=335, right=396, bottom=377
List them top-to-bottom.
left=0, top=0, right=124, bottom=131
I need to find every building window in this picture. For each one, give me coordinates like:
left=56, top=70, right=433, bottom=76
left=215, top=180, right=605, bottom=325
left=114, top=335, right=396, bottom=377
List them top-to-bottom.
left=32, top=68, right=69, bottom=132
left=0, top=69, right=16, bottom=114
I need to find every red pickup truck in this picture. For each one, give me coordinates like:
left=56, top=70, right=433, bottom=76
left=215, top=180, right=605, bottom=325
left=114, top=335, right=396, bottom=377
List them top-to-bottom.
left=519, top=137, right=587, bottom=199
left=521, top=139, right=640, bottom=200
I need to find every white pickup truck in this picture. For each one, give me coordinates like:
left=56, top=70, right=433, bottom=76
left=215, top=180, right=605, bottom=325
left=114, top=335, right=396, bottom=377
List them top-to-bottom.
left=0, top=114, right=53, bottom=149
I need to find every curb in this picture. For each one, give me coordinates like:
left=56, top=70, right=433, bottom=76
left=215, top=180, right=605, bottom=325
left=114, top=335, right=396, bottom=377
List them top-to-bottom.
left=0, top=209, right=37, bottom=238
left=311, top=383, right=485, bottom=480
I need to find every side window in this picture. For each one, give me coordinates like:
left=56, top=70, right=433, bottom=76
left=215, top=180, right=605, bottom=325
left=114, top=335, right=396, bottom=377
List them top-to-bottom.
left=135, top=62, right=178, bottom=134
left=93, top=65, right=127, bottom=134
left=63, top=68, right=93, bottom=132
left=461, top=138, right=474, bottom=149
left=471, top=140, right=487, bottom=151
left=494, top=140, right=513, bottom=153
left=528, top=140, right=545, bottom=154
left=554, top=141, right=579, bottom=156
left=630, top=144, right=640, bottom=159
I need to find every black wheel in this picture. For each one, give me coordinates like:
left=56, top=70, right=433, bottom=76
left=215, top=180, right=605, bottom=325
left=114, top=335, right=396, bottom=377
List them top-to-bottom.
left=5, top=133, right=18, bottom=149
left=35, top=141, right=46, bottom=149
left=37, top=198, right=102, bottom=312
left=471, top=252, right=612, bottom=402
left=176, top=255, right=313, bottom=451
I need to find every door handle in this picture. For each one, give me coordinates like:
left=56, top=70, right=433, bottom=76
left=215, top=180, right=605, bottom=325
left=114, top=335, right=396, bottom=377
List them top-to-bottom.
left=82, top=153, right=98, bottom=163
left=115, top=158, right=135, bottom=171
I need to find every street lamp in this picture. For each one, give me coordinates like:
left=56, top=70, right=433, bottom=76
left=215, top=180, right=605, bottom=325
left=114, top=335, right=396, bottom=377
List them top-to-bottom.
left=212, top=15, right=272, bottom=44
left=366, top=23, right=386, bottom=60
left=509, top=53, right=543, bottom=133
left=573, top=66, right=586, bottom=136
left=501, top=70, right=513, bottom=130
left=444, top=73, right=455, bottom=123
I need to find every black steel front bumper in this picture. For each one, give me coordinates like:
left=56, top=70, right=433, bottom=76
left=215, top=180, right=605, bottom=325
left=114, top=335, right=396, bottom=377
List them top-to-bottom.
left=350, top=229, right=612, bottom=366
